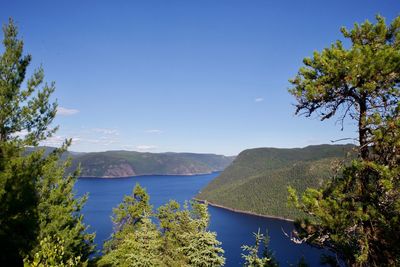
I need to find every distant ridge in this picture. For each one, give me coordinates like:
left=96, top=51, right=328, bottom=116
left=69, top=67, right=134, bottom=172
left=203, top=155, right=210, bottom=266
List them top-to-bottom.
left=196, top=144, right=355, bottom=220
left=26, top=147, right=235, bottom=177
left=68, top=150, right=235, bottom=178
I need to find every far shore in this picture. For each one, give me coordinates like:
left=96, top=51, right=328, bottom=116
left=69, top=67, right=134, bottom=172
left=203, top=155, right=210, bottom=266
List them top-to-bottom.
left=78, top=171, right=221, bottom=179
left=193, top=198, right=295, bottom=222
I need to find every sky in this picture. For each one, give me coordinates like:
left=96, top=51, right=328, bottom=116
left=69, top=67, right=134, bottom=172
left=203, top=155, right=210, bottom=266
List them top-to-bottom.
left=1, top=1, right=399, bottom=155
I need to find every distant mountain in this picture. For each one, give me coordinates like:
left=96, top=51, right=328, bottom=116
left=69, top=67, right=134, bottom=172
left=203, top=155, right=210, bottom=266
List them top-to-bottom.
left=196, top=144, right=355, bottom=220
left=25, top=147, right=234, bottom=177
left=68, top=150, right=235, bottom=177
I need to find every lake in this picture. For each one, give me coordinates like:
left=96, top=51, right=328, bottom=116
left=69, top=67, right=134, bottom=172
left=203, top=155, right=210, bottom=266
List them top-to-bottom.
left=75, top=172, right=329, bottom=266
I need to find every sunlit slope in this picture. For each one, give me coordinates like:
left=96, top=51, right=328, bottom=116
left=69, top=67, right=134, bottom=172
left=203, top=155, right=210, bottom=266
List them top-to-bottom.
left=197, top=144, right=354, bottom=219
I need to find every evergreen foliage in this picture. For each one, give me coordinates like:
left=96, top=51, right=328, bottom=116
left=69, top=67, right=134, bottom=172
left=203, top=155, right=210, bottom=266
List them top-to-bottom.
left=288, top=15, right=400, bottom=266
left=289, top=15, right=400, bottom=160
left=0, top=19, right=94, bottom=265
left=0, top=142, right=44, bottom=264
left=34, top=142, right=95, bottom=263
left=100, top=184, right=225, bottom=267
left=102, top=184, right=153, bottom=255
left=98, top=217, right=163, bottom=267
left=241, top=229, right=278, bottom=267
left=23, top=235, right=83, bottom=267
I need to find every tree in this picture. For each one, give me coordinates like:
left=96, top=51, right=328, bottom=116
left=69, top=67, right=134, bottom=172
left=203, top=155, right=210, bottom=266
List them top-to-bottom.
left=288, top=15, right=400, bottom=266
left=289, top=15, right=400, bottom=160
left=0, top=17, right=57, bottom=265
left=0, top=19, right=94, bottom=265
left=0, top=19, right=57, bottom=146
left=0, top=141, right=44, bottom=265
left=32, top=142, right=95, bottom=263
left=102, top=183, right=153, bottom=255
left=101, top=185, right=225, bottom=266
left=169, top=201, right=225, bottom=267
left=98, top=217, right=163, bottom=267
left=241, top=229, right=278, bottom=267
left=23, top=235, right=82, bottom=267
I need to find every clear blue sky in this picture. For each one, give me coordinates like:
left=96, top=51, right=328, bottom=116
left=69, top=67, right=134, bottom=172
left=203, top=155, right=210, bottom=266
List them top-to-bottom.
left=1, top=1, right=399, bottom=155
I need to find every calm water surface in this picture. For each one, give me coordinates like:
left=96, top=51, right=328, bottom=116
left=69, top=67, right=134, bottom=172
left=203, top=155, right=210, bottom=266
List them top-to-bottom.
left=75, top=172, right=328, bottom=266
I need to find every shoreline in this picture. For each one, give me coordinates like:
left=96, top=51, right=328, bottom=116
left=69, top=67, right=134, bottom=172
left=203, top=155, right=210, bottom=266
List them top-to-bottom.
left=79, top=171, right=221, bottom=179
left=193, top=198, right=294, bottom=222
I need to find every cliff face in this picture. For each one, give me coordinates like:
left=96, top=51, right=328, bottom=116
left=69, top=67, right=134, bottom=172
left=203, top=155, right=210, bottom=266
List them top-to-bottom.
left=103, top=163, right=136, bottom=177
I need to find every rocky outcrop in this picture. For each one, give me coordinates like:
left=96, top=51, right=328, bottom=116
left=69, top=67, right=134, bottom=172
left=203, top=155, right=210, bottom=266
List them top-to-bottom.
left=103, top=163, right=136, bottom=177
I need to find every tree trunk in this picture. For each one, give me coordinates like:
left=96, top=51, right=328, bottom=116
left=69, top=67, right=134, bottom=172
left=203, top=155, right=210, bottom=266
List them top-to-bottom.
left=359, top=97, right=369, bottom=160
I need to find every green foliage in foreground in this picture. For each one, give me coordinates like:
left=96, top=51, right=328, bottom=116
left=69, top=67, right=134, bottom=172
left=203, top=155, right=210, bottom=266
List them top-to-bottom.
left=288, top=15, right=400, bottom=266
left=0, top=19, right=94, bottom=266
left=32, top=143, right=95, bottom=262
left=197, top=144, right=354, bottom=219
left=98, top=184, right=225, bottom=267
left=241, top=230, right=278, bottom=267
left=23, top=235, right=83, bottom=267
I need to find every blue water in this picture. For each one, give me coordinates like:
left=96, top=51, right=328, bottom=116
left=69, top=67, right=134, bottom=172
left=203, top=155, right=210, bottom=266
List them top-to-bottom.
left=75, top=172, right=329, bottom=266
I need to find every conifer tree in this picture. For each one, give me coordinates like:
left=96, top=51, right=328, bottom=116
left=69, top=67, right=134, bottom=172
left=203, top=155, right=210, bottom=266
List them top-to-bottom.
left=288, top=15, right=400, bottom=266
left=289, top=15, right=400, bottom=160
left=0, top=19, right=94, bottom=265
left=32, top=142, right=95, bottom=263
left=102, top=183, right=153, bottom=254
left=101, top=185, right=225, bottom=266
left=158, top=201, right=225, bottom=267
left=98, top=217, right=163, bottom=267
left=241, top=229, right=278, bottom=267
left=23, top=235, right=82, bottom=267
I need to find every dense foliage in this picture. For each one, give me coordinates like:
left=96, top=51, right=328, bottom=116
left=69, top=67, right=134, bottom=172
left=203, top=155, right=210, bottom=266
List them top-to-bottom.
left=288, top=15, right=400, bottom=266
left=0, top=19, right=94, bottom=266
left=197, top=144, right=353, bottom=219
left=68, top=150, right=234, bottom=177
left=99, top=184, right=225, bottom=267
left=241, top=230, right=278, bottom=267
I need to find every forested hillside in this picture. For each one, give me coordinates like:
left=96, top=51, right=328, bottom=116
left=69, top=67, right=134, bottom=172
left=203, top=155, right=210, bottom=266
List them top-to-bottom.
left=197, top=144, right=354, bottom=219
left=69, top=151, right=234, bottom=177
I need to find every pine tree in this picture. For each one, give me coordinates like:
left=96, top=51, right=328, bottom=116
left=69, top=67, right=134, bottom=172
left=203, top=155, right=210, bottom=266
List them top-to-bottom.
left=288, top=15, right=400, bottom=266
left=289, top=15, right=400, bottom=160
left=0, top=17, right=57, bottom=265
left=0, top=18, right=94, bottom=265
left=32, top=142, right=95, bottom=263
left=102, top=183, right=153, bottom=254
left=101, top=185, right=225, bottom=266
left=158, top=201, right=225, bottom=267
left=98, top=217, right=163, bottom=267
left=241, top=229, right=278, bottom=267
left=179, top=231, right=225, bottom=267
left=23, top=235, right=82, bottom=267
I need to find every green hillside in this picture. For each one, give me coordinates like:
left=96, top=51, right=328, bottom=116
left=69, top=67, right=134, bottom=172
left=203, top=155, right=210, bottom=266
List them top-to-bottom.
left=196, top=144, right=354, bottom=220
left=69, top=150, right=234, bottom=177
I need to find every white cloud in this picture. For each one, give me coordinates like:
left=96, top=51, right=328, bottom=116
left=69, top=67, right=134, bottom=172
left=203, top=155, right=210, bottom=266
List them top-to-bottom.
left=254, top=97, right=264, bottom=102
left=57, top=107, right=79, bottom=116
left=92, top=128, right=119, bottom=135
left=13, top=129, right=29, bottom=138
left=145, top=129, right=163, bottom=134
left=40, top=135, right=81, bottom=147
left=40, top=135, right=65, bottom=147
left=71, top=137, right=81, bottom=143
left=85, top=137, right=117, bottom=146
left=121, top=144, right=157, bottom=151
left=121, top=145, right=136, bottom=150
left=136, top=145, right=157, bottom=151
